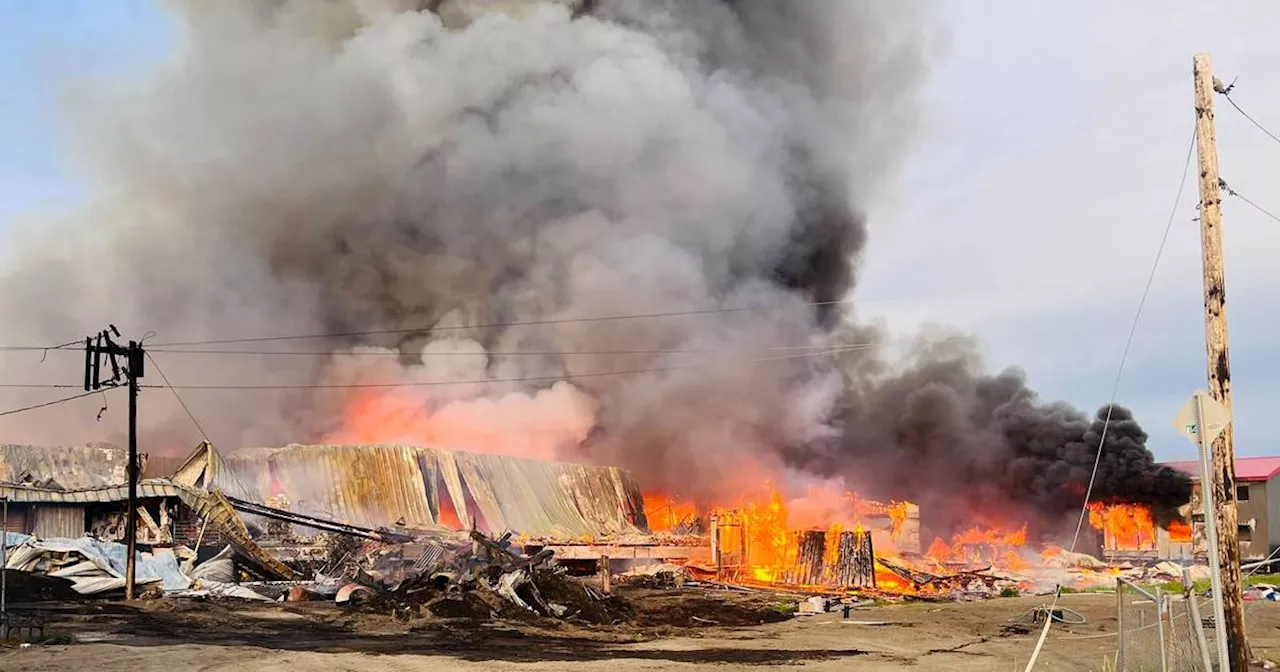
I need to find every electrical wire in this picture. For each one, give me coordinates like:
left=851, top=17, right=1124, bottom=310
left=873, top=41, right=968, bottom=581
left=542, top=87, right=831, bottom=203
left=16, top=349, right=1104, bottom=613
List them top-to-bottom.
left=1222, top=92, right=1280, bottom=147
left=1022, top=124, right=1198, bottom=671
left=1219, top=178, right=1280, bottom=225
left=145, top=298, right=856, bottom=348
left=0, top=339, right=83, bottom=354
left=144, top=343, right=877, bottom=357
left=0, top=344, right=866, bottom=391
left=142, top=345, right=867, bottom=390
left=144, top=352, right=211, bottom=443
left=0, top=384, right=87, bottom=389
left=0, top=389, right=114, bottom=418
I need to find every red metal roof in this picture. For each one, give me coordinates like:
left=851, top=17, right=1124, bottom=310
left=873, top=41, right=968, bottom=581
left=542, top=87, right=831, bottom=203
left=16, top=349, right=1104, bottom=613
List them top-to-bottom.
left=1163, top=456, right=1280, bottom=482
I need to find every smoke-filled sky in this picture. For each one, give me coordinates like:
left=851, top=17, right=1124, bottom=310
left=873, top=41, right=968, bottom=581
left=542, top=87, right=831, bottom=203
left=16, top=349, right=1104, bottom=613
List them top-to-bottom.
left=4, top=0, right=1278, bottom=462
left=0, top=2, right=1269, bottom=532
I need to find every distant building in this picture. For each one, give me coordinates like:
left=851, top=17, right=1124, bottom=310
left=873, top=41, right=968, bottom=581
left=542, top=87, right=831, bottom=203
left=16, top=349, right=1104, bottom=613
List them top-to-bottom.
left=1164, top=456, right=1280, bottom=561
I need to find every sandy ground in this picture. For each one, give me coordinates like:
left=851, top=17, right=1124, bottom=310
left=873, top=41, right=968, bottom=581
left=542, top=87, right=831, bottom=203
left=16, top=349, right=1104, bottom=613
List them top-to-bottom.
left=2, top=591, right=1279, bottom=671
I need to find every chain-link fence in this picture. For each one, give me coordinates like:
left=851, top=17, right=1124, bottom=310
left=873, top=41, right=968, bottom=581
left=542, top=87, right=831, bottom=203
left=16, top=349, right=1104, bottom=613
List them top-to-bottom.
left=1115, top=577, right=1215, bottom=671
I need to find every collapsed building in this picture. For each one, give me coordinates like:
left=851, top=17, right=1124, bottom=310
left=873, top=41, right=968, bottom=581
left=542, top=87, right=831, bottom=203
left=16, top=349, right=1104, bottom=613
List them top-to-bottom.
left=0, top=438, right=1210, bottom=606
left=0, top=441, right=931, bottom=592
left=222, top=443, right=647, bottom=540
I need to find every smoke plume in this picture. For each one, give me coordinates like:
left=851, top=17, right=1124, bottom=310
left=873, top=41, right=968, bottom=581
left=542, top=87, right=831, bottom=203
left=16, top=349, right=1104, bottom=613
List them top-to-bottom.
left=0, top=0, right=1188, bottom=535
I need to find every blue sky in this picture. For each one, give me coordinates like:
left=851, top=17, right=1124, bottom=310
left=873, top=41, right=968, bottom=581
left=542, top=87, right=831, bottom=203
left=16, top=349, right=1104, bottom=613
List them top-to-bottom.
left=0, top=0, right=170, bottom=223
left=2, top=1, right=1278, bottom=461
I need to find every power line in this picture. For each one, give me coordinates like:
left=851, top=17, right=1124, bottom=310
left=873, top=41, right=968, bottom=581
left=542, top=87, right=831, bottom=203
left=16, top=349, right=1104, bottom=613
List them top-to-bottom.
left=1221, top=91, right=1280, bottom=147
left=1023, top=124, right=1197, bottom=671
left=1219, top=177, right=1280, bottom=225
left=146, top=299, right=855, bottom=348
left=0, top=339, right=83, bottom=354
left=1, top=342, right=878, bottom=358
left=144, top=343, right=877, bottom=358
left=0, top=344, right=869, bottom=391
left=141, top=345, right=865, bottom=391
left=144, top=352, right=211, bottom=443
left=0, top=384, right=86, bottom=389
left=0, top=389, right=114, bottom=418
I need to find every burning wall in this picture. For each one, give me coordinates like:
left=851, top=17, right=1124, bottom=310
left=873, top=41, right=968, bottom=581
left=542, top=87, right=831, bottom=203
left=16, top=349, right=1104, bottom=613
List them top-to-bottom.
left=0, top=1, right=1189, bottom=543
left=223, top=443, right=646, bottom=541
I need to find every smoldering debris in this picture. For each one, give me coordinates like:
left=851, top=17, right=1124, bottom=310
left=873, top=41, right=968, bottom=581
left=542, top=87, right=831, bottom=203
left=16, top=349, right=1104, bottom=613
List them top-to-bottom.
left=325, top=530, right=634, bottom=624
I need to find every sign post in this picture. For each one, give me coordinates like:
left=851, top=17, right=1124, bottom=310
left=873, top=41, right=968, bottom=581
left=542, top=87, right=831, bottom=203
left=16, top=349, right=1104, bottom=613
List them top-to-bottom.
left=1174, top=389, right=1232, bottom=669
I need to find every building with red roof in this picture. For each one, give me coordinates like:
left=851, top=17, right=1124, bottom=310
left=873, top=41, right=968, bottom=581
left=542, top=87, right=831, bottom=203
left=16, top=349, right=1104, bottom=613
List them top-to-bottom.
left=1161, top=456, right=1280, bottom=561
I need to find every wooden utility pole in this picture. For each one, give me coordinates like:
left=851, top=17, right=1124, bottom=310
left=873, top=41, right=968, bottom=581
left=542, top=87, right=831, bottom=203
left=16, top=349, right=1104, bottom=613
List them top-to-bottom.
left=1193, top=52, right=1249, bottom=670
left=84, top=328, right=144, bottom=600
left=125, top=341, right=142, bottom=599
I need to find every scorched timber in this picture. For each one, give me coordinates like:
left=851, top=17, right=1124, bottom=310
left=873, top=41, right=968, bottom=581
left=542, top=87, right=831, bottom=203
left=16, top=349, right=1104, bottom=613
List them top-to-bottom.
left=224, top=495, right=413, bottom=543
left=834, top=530, right=876, bottom=589
left=786, top=531, right=827, bottom=586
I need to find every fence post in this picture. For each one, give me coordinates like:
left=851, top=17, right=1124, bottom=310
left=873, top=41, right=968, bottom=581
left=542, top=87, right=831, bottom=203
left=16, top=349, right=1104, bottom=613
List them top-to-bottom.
left=1184, top=567, right=1214, bottom=671
left=1117, top=577, right=1125, bottom=672
left=1155, top=587, right=1169, bottom=672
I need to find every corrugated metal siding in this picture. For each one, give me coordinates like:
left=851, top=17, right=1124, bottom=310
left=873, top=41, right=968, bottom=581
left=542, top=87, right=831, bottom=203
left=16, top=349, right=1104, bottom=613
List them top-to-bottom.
left=170, top=442, right=259, bottom=501
left=0, top=443, right=128, bottom=489
left=226, top=444, right=646, bottom=540
left=227, top=445, right=435, bottom=529
left=0, top=480, right=184, bottom=504
left=31, top=504, right=85, bottom=538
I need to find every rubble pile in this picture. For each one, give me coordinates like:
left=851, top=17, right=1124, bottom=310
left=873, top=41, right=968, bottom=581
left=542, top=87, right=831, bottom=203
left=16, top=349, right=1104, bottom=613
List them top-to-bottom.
left=334, top=530, right=634, bottom=625
left=3, top=533, right=195, bottom=596
left=878, top=558, right=1015, bottom=600
left=617, top=563, right=690, bottom=590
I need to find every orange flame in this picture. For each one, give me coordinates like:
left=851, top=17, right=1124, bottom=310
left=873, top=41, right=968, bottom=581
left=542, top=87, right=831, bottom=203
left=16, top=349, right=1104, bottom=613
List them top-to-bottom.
left=326, top=386, right=594, bottom=461
left=642, top=492, right=700, bottom=534
left=1087, top=502, right=1157, bottom=550
left=1168, top=519, right=1192, bottom=543
left=925, top=524, right=1028, bottom=569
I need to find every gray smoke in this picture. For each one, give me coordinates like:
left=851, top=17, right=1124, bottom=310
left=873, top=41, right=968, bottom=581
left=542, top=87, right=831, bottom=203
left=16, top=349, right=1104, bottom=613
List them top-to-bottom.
left=0, top=1, right=1184, bottom=530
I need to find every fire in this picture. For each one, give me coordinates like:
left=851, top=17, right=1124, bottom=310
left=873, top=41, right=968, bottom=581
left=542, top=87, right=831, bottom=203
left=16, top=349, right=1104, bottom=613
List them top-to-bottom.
left=326, top=385, right=595, bottom=461
left=654, top=484, right=939, bottom=593
left=642, top=493, right=700, bottom=534
left=886, top=501, right=909, bottom=541
left=1087, top=502, right=1157, bottom=550
left=1168, top=519, right=1193, bottom=543
left=925, top=524, right=1029, bottom=570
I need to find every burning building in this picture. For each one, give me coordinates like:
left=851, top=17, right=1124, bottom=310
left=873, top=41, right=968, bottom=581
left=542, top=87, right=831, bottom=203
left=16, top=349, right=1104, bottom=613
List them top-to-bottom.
left=0, top=0, right=1191, bottom=578
left=222, top=443, right=647, bottom=541
left=1161, top=456, right=1280, bottom=562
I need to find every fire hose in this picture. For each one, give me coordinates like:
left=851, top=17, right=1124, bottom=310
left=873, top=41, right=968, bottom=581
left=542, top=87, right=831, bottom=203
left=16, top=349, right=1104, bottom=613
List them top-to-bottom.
left=1007, top=605, right=1087, bottom=626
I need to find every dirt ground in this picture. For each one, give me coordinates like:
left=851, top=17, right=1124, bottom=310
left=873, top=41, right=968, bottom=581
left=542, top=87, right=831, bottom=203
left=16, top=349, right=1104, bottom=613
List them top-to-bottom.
left=3, top=590, right=1279, bottom=671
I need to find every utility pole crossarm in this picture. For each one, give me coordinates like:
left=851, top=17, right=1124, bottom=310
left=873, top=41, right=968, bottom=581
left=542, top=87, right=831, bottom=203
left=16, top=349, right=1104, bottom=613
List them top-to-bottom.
left=1193, top=52, right=1249, bottom=671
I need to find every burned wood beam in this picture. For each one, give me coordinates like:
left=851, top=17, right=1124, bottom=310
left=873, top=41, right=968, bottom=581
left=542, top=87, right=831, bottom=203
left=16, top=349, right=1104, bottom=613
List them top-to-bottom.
left=173, top=489, right=300, bottom=581
left=224, top=494, right=412, bottom=543
left=834, top=530, right=876, bottom=589
left=786, top=531, right=826, bottom=586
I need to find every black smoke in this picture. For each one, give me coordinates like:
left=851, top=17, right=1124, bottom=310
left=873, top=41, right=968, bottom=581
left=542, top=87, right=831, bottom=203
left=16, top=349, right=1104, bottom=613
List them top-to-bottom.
left=788, top=345, right=1193, bottom=536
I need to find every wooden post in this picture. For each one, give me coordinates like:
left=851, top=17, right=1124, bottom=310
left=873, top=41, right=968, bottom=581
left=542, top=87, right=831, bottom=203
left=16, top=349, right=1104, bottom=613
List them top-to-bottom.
left=1193, top=52, right=1249, bottom=670
left=125, top=341, right=141, bottom=600
left=710, top=514, right=721, bottom=579
left=599, top=555, right=611, bottom=594
left=1116, top=578, right=1125, bottom=672
left=1155, top=588, right=1169, bottom=672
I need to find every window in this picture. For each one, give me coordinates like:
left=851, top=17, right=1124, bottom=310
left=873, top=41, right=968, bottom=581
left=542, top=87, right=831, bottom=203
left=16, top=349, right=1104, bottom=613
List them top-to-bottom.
left=1237, top=484, right=1250, bottom=501
left=1239, top=525, right=1253, bottom=542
